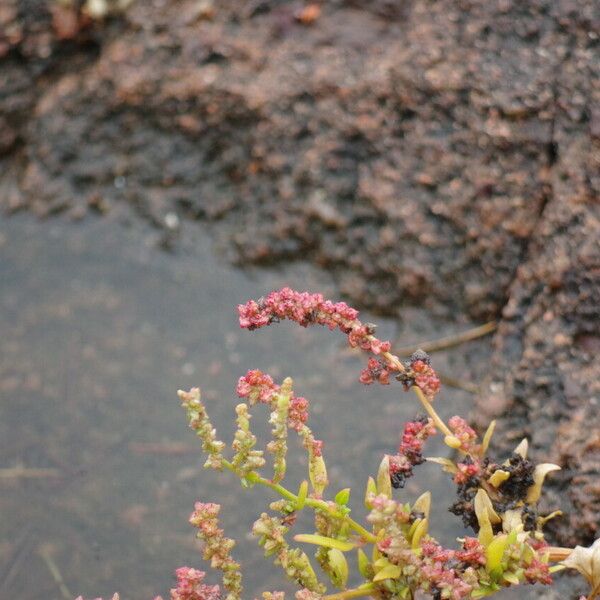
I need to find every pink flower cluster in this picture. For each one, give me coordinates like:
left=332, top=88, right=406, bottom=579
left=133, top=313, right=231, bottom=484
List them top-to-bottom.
left=238, top=288, right=393, bottom=366
left=238, top=288, right=358, bottom=331
left=239, top=290, right=445, bottom=401
left=393, top=350, right=441, bottom=401
left=359, top=357, right=391, bottom=385
left=410, top=359, right=441, bottom=402
left=236, top=369, right=309, bottom=431
left=236, top=369, right=279, bottom=404
left=288, top=396, right=309, bottom=431
left=389, top=416, right=437, bottom=488
left=399, top=416, right=437, bottom=461
left=448, top=416, right=480, bottom=453
left=454, top=458, right=482, bottom=485
left=189, top=502, right=221, bottom=535
left=377, top=537, right=477, bottom=600
left=418, top=537, right=485, bottom=569
left=455, top=537, right=486, bottom=566
left=409, top=539, right=482, bottom=599
left=421, top=539, right=455, bottom=563
left=524, top=558, right=553, bottom=585
left=419, top=561, right=474, bottom=599
left=170, top=568, right=221, bottom=600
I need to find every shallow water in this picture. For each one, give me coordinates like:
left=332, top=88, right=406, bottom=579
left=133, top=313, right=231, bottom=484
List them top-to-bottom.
left=0, top=214, right=506, bottom=599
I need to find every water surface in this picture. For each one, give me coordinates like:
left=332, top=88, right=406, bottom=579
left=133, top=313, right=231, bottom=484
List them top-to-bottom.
left=0, top=215, right=498, bottom=599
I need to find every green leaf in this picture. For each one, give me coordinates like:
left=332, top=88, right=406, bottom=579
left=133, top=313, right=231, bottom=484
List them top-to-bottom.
left=481, top=420, right=496, bottom=456
left=444, top=434, right=462, bottom=449
left=512, top=438, right=529, bottom=459
left=309, top=454, right=328, bottom=496
left=376, top=455, right=392, bottom=498
left=425, top=456, right=458, bottom=474
left=526, top=463, right=561, bottom=504
left=488, top=469, right=510, bottom=488
left=364, top=476, right=377, bottom=508
left=296, top=480, right=308, bottom=510
left=335, top=488, right=351, bottom=506
left=474, top=490, right=495, bottom=547
left=412, top=491, right=431, bottom=520
left=502, top=510, right=523, bottom=535
left=411, top=518, right=428, bottom=549
left=293, top=534, right=356, bottom=551
left=485, top=534, right=508, bottom=578
left=327, top=548, right=349, bottom=589
left=357, top=548, right=370, bottom=578
left=373, top=557, right=390, bottom=569
left=373, top=564, right=402, bottom=582
left=549, top=565, right=566, bottom=574
left=502, top=571, right=520, bottom=585
left=471, top=585, right=499, bottom=598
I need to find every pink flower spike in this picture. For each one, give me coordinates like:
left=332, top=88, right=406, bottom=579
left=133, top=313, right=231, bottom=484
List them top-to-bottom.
left=237, top=369, right=280, bottom=405
left=170, top=567, right=221, bottom=600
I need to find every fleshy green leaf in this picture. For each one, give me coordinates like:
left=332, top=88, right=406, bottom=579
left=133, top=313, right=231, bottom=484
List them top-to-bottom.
left=481, top=420, right=496, bottom=456
left=444, top=435, right=462, bottom=449
left=512, top=438, right=529, bottom=459
left=309, top=454, right=328, bottom=496
left=376, top=455, right=392, bottom=499
left=426, top=456, right=458, bottom=474
left=526, top=464, right=561, bottom=504
left=488, top=469, right=510, bottom=488
left=365, top=476, right=377, bottom=508
left=296, top=480, right=308, bottom=510
left=335, top=488, right=351, bottom=506
left=474, top=490, right=495, bottom=546
left=412, top=491, right=432, bottom=520
left=411, top=518, right=429, bottom=549
left=293, top=534, right=356, bottom=552
left=485, top=534, right=508, bottom=578
left=327, top=548, right=349, bottom=589
left=357, top=548, right=370, bottom=578
left=373, top=564, right=402, bottom=582
left=502, top=572, right=520, bottom=585
left=471, top=584, right=500, bottom=598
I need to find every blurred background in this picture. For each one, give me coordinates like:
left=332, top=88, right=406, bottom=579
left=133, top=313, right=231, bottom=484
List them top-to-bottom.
left=0, top=1, right=598, bottom=599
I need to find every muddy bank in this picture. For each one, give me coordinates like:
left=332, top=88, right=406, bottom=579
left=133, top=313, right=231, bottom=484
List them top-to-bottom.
left=1, top=0, right=598, bottom=554
left=477, top=156, right=600, bottom=546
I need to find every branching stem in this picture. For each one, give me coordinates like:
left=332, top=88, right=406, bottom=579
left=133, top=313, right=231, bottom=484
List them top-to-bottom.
left=411, top=386, right=453, bottom=437
left=220, top=459, right=378, bottom=544
left=322, top=584, right=376, bottom=599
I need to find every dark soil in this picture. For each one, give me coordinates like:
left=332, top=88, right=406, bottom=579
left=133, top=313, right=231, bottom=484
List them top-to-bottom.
left=1, top=0, right=598, bottom=552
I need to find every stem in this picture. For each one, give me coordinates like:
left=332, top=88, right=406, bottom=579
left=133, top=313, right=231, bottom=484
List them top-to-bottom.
left=394, top=321, right=497, bottom=356
left=380, top=343, right=455, bottom=436
left=380, top=348, right=406, bottom=373
left=411, top=386, right=453, bottom=437
left=221, top=459, right=378, bottom=544
left=305, top=497, right=378, bottom=543
left=546, top=546, right=573, bottom=561
left=323, top=584, right=376, bottom=600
